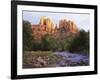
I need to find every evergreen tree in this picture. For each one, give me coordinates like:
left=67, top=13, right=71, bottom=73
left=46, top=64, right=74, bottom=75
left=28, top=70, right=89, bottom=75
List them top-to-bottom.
left=23, top=21, right=33, bottom=51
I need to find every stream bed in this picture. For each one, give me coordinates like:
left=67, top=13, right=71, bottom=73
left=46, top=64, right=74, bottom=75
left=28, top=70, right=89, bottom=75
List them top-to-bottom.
left=54, top=51, right=89, bottom=67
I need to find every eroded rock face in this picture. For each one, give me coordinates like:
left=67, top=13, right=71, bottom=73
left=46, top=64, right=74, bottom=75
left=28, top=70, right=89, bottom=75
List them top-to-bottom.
left=31, top=16, right=79, bottom=41
left=40, top=16, right=54, bottom=32
left=59, top=19, right=79, bottom=33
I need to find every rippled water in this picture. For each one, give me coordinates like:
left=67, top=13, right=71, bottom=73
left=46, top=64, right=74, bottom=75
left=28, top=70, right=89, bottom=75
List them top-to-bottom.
left=54, top=51, right=89, bottom=67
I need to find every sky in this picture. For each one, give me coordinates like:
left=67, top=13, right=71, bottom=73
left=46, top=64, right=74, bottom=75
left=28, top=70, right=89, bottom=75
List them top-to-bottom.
left=23, top=11, right=90, bottom=31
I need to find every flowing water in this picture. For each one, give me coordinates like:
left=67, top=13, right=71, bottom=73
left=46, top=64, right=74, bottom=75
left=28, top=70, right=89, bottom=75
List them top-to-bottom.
left=54, top=51, right=89, bottom=67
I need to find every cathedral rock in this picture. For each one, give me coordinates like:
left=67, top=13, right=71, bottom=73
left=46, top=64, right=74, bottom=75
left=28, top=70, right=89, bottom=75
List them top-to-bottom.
left=31, top=16, right=79, bottom=41
left=39, top=16, right=55, bottom=32
left=59, top=19, right=79, bottom=33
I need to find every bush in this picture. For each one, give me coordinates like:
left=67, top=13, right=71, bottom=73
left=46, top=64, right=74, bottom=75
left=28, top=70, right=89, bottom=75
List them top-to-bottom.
left=23, top=20, right=33, bottom=51
left=68, top=29, right=89, bottom=54
left=41, top=34, right=57, bottom=51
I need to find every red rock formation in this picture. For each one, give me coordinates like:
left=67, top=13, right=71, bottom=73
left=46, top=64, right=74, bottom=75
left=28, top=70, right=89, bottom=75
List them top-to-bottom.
left=31, top=16, right=79, bottom=41
left=40, top=16, right=55, bottom=32
left=59, top=19, right=78, bottom=33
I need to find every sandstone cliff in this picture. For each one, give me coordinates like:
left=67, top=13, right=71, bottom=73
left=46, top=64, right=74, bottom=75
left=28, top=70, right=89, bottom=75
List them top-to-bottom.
left=32, top=16, right=79, bottom=41
left=40, top=16, right=54, bottom=32
left=59, top=19, right=78, bottom=33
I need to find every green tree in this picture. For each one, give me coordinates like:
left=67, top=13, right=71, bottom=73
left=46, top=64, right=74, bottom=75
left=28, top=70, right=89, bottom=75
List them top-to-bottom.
left=23, top=20, right=33, bottom=51
left=68, top=29, right=89, bottom=54
left=41, top=34, right=57, bottom=51
left=63, top=36, right=74, bottom=51
left=32, top=41, right=42, bottom=51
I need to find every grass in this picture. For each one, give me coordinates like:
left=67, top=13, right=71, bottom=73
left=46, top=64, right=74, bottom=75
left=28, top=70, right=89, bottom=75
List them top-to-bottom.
left=23, top=51, right=63, bottom=68
left=24, top=51, right=53, bottom=56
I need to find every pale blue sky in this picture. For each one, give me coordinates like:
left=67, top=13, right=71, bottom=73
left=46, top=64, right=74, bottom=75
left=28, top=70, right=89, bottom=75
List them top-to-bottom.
left=23, top=11, right=90, bottom=31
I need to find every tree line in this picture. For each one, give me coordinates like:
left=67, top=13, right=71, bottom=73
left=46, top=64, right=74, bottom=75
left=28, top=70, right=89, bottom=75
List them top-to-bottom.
left=23, top=21, right=89, bottom=54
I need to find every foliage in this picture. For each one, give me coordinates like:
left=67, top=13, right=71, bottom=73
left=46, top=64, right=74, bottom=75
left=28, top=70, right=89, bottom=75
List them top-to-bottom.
left=23, top=20, right=33, bottom=51
left=23, top=21, right=89, bottom=54
left=68, top=29, right=89, bottom=54
left=41, top=34, right=57, bottom=51
left=32, top=41, right=42, bottom=51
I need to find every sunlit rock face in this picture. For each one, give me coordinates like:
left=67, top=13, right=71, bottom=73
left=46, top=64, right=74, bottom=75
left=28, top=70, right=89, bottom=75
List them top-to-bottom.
left=31, top=16, right=79, bottom=41
left=40, top=16, right=54, bottom=32
left=59, top=19, right=79, bottom=33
